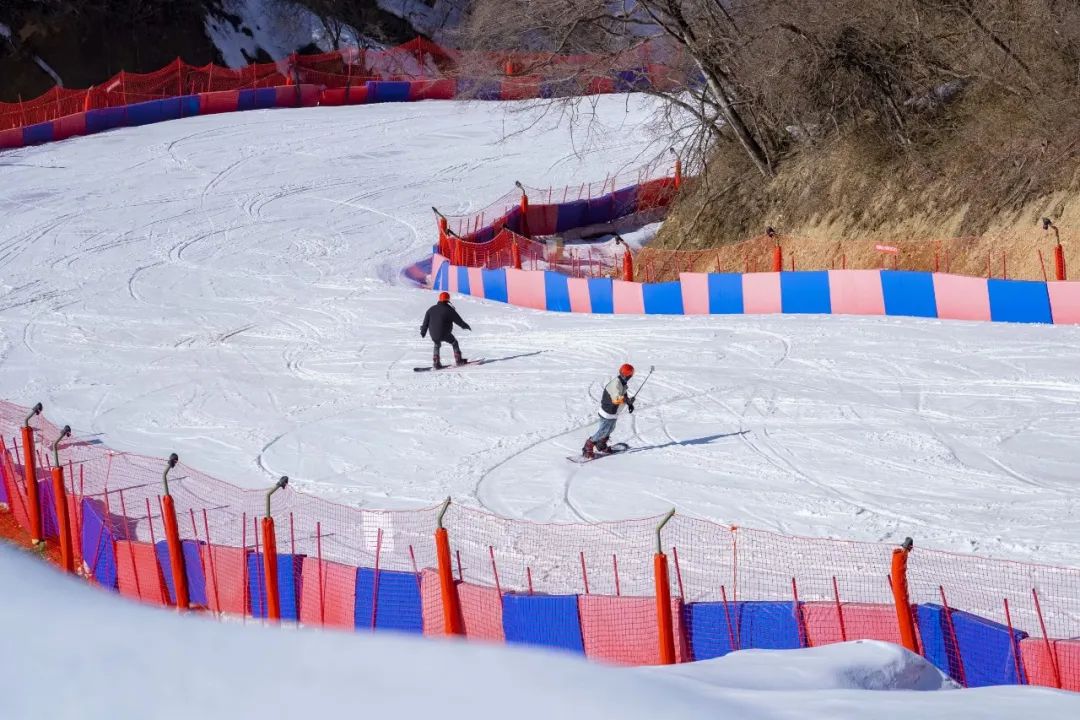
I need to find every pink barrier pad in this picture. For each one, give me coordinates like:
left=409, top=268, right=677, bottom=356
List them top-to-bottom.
left=409, top=79, right=456, bottom=101
left=296, top=84, right=322, bottom=107
left=200, top=90, right=240, bottom=115
left=53, top=112, right=87, bottom=142
left=0, top=127, right=23, bottom=150
left=429, top=254, right=448, bottom=287
left=447, top=264, right=460, bottom=293
left=466, top=267, right=485, bottom=298
left=506, top=269, right=547, bottom=310
left=827, top=270, right=885, bottom=316
left=742, top=272, right=782, bottom=314
left=679, top=273, right=710, bottom=315
left=932, top=273, right=990, bottom=321
left=568, top=277, right=591, bottom=313
left=612, top=280, right=645, bottom=314
left=1047, top=281, right=1080, bottom=324
left=116, top=540, right=168, bottom=606
left=200, top=545, right=248, bottom=615
left=299, top=557, right=357, bottom=630
left=420, top=568, right=444, bottom=636
left=419, top=569, right=504, bottom=641
left=578, top=595, right=689, bottom=666
left=802, top=602, right=901, bottom=647
left=1021, top=637, right=1080, bottom=691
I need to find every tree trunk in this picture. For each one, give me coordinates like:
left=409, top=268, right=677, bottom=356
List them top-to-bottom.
left=693, top=56, right=774, bottom=178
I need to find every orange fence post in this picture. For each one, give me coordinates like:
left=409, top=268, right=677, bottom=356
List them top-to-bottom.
left=674, top=156, right=682, bottom=191
left=516, top=181, right=531, bottom=239
left=511, top=239, right=522, bottom=270
left=621, top=240, right=634, bottom=282
left=1054, top=243, right=1066, bottom=281
left=772, top=245, right=782, bottom=273
left=21, top=403, right=43, bottom=544
left=50, top=425, right=74, bottom=573
left=161, top=454, right=190, bottom=609
left=262, top=476, right=289, bottom=622
left=435, top=498, right=463, bottom=635
left=654, top=509, right=677, bottom=665
left=890, top=538, right=920, bottom=654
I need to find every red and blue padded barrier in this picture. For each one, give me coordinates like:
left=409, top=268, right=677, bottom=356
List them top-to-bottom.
left=432, top=255, right=1080, bottom=325
left=80, top=497, right=118, bottom=589
left=154, top=539, right=208, bottom=607
left=116, top=540, right=168, bottom=605
left=200, top=544, right=249, bottom=615
left=247, top=552, right=304, bottom=621
left=299, top=557, right=357, bottom=629
left=353, top=567, right=423, bottom=634
left=419, top=569, right=505, bottom=641
left=501, top=593, right=586, bottom=654
left=577, top=594, right=690, bottom=665
left=685, top=600, right=803, bottom=660
left=801, top=602, right=904, bottom=647
left=916, top=603, right=1028, bottom=687
left=1021, top=637, right=1080, bottom=691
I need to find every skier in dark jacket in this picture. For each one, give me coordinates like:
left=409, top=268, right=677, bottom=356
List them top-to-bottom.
left=421, top=291, right=471, bottom=368
left=582, top=363, right=635, bottom=459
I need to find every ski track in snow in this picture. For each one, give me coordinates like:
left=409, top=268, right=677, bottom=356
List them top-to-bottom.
left=2, top=97, right=1080, bottom=566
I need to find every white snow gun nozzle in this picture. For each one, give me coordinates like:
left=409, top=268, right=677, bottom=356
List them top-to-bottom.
left=24, top=402, right=42, bottom=427
left=52, top=425, right=71, bottom=467
left=163, top=453, right=179, bottom=496
left=266, top=476, right=289, bottom=517
left=655, top=509, right=676, bottom=554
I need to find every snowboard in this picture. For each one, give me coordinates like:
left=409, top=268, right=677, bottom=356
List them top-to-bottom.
left=413, top=359, right=485, bottom=372
left=566, top=442, right=630, bottom=464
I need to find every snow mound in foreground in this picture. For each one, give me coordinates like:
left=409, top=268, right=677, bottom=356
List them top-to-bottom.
left=2, top=545, right=1078, bottom=719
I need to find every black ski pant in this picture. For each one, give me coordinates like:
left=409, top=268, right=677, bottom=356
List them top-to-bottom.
left=433, top=334, right=461, bottom=362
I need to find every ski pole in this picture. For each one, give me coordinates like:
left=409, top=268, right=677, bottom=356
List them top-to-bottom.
left=631, top=365, right=655, bottom=401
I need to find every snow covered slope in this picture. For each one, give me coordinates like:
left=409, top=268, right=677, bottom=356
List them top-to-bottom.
left=1, top=95, right=1080, bottom=568
left=2, top=544, right=1077, bottom=718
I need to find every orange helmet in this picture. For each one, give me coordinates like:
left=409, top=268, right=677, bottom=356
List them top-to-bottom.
left=438, top=291, right=450, bottom=302
left=619, top=363, right=635, bottom=378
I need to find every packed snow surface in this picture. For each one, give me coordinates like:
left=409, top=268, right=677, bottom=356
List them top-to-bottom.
left=2, top=96, right=1080, bottom=567
left=2, top=545, right=1077, bottom=718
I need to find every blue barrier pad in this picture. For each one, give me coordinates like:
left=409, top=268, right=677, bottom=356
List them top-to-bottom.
left=615, top=68, right=650, bottom=92
left=456, top=79, right=502, bottom=101
left=540, top=79, right=579, bottom=98
left=366, top=81, right=412, bottom=103
left=238, top=88, right=278, bottom=111
left=179, top=95, right=201, bottom=117
left=157, top=97, right=183, bottom=122
left=126, top=100, right=167, bottom=126
left=85, top=107, right=128, bottom=134
left=23, top=122, right=55, bottom=145
left=612, top=186, right=638, bottom=217
left=585, top=195, right=616, bottom=226
left=555, top=200, right=589, bottom=233
left=503, top=207, right=523, bottom=235
left=474, top=227, right=495, bottom=244
left=433, top=261, right=450, bottom=291
left=457, top=266, right=471, bottom=295
left=482, top=269, right=508, bottom=303
left=882, top=270, right=937, bottom=318
left=545, top=271, right=572, bottom=312
left=781, top=271, right=832, bottom=314
left=708, top=273, right=745, bottom=314
left=587, top=278, right=614, bottom=314
left=988, top=279, right=1052, bottom=324
left=643, top=282, right=685, bottom=314
left=0, top=467, right=7, bottom=503
left=38, top=479, right=59, bottom=540
left=80, top=498, right=117, bottom=589
left=155, top=540, right=209, bottom=607
left=247, top=553, right=303, bottom=620
left=355, top=568, right=423, bottom=633
left=502, top=593, right=585, bottom=654
left=687, top=601, right=802, bottom=660
left=916, top=603, right=1027, bottom=687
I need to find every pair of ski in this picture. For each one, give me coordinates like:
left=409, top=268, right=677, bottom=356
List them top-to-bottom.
left=413, top=359, right=485, bottom=372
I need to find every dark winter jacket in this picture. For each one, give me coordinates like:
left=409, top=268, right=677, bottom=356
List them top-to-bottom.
left=421, top=302, right=471, bottom=342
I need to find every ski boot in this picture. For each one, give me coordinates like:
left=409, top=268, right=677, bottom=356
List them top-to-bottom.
left=454, top=349, right=468, bottom=366
left=433, top=351, right=445, bottom=370
left=595, top=438, right=612, bottom=455
left=582, top=439, right=596, bottom=460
